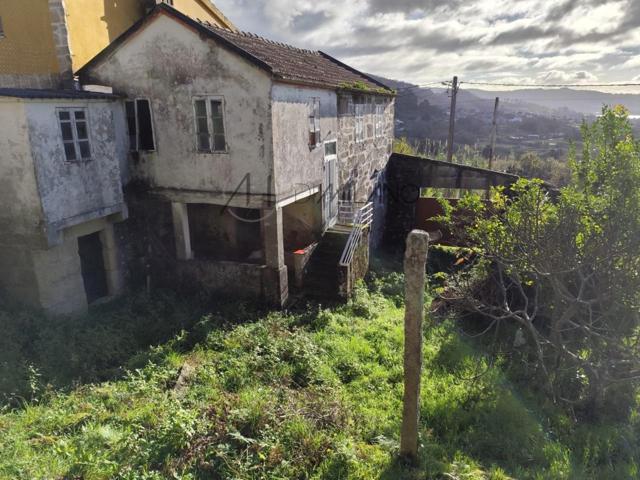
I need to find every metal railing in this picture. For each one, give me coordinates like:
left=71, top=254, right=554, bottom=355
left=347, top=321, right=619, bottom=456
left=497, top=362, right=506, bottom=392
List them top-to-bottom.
left=338, top=201, right=372, bottom=225
left=339, top=202, right=373, bottom=267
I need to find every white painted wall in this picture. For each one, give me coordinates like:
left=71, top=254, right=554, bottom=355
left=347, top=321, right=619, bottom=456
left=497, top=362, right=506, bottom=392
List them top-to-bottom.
left=83, top=13, right=275, bottom=198
left=271, top=84, right=338, bottom=199
left=0, top=99, right=44, bottom=243
left=25, top=99, right=126, bottom=240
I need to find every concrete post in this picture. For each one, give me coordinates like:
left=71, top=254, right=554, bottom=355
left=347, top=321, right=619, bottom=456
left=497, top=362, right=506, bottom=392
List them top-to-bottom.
left=171, top=202, right=193, bottom=260
left=262, top=207, right=288, bottom=306
left=100, top=223, right=123, bottom=296
left=400, top=229, right=430, bottom=461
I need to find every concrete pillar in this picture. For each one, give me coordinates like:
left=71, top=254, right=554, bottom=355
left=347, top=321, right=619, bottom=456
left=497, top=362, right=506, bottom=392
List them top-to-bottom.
left=171, top=202, right=193, bottom=260
left=262, top=207, right=288, bottom=306
left=100, top=224, right=123, bottom=296
left=400, top=229, right=430, bottom=462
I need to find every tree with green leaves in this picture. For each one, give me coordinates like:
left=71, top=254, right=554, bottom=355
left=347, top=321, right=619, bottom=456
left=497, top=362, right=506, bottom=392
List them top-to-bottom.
left=442, top=106, right=640, bottom=417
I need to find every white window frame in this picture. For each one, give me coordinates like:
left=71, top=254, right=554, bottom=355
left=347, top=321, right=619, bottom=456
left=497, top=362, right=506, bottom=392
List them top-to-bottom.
left=193, top=95, right=228, bottom=154
left=309, top=97, right=321, bottom=148
left=125, top=98, right=156, bottom=152
left=355, top=103, right=365, bottom=143
left=57, top=107, right=92, bottom=162
left=324, top=139, right=337, bottom=162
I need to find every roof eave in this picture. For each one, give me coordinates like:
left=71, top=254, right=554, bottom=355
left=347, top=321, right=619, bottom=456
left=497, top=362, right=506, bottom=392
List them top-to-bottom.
left=78, top=4, right=274, bottom=81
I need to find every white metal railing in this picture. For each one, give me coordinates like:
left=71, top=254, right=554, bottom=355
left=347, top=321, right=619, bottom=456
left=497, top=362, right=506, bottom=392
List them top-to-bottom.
left=338, top=201, right=372, bottom=226
left=339, top=202, right=373, bottom=267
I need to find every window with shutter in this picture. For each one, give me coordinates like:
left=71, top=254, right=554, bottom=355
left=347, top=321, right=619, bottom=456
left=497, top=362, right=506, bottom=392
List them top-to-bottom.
left=193, top=97, right=227, bottom=153
left=308, top=98, right=321, bottom=148
left=125, top=99, right=155, bottom=152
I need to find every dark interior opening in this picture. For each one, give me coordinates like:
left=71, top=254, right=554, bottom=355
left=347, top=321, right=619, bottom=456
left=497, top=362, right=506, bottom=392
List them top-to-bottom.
left=187, top=204, right=263, bottom=263
left=78, top=232, right=109, bottom=304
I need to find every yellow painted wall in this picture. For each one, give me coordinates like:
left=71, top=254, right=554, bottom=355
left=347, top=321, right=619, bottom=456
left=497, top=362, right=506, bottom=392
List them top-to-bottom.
left=66, top=0, right=145, bottom=71
left=67, top=0, right=235, bottom=71
left=172, top=0, right=233, bottom=28
left=0, top=1, right=59, bottom=75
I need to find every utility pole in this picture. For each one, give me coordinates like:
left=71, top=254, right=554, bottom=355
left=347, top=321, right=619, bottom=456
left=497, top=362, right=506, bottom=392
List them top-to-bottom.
left=446, top=76, right=459, bottom=163
left=488, top=97, right=500, bottom=170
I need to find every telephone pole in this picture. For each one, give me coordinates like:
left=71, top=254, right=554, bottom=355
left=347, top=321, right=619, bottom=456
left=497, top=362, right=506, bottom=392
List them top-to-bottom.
left=446, top=76, right=459, bottom=163
left=488, top=97, right=500, bottom=170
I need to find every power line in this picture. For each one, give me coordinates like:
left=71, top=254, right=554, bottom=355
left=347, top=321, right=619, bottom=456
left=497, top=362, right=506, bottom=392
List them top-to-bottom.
left=461, top=81, right=640, bottom=88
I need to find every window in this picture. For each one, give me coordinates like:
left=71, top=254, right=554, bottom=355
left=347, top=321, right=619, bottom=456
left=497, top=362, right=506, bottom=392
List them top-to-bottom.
left=0, top=17, right=4, bottom=39
left=338, top=95, right=353, bottom=116
left=194, top=97, right=227, bottom=152
left=309, top=98, right=321, bottom=148
left=125, top=99, right=155, bottom=151
left=375, top=102, right=385, bottom=138
left=355, top=103, right=365, bottom=143
left=58, top=108, right=91, bottom=161
left=324, top=140, right=337, bottom=159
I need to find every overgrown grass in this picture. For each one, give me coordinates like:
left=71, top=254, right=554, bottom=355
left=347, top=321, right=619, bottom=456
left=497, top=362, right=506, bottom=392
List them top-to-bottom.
left=0, top=278, right=638, bottom=479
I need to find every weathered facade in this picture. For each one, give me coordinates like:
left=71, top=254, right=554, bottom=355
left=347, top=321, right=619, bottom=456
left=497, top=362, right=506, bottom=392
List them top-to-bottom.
left=0, top=3, right=396, bottom=314
left=78, top=5, right=395, bottom=306
left=0, top=89, right=128, bottom=314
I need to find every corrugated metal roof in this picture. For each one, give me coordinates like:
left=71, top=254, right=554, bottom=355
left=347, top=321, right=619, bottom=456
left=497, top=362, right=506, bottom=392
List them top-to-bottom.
left=0, top=88, right=119, bottom=100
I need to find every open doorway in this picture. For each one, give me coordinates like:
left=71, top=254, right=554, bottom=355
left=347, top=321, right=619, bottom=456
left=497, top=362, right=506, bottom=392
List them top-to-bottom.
left=78, top=232, right=109, bottom=304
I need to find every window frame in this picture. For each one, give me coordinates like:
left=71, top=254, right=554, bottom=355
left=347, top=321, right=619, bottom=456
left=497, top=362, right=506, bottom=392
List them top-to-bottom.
left=193, top=95, right=228, bottom=154
left=308, top=97, right=321, bottom=148
left=125, top=98, right=156, bottom=152
left=56, top=107, right=92, bottom=162
left=324, top=139, right=337, bottom=162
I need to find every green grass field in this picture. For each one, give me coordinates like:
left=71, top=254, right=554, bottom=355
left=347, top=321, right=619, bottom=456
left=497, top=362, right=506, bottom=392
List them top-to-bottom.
left=0, top=274, right=638, bottom=479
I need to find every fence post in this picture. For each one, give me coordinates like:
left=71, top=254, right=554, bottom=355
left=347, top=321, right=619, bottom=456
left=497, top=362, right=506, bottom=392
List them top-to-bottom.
left=400, top=229, right=430, bottom=461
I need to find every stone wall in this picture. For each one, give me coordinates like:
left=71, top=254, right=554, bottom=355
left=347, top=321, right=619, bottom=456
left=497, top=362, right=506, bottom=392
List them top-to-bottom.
left=337, top=93, right=394, bottom=203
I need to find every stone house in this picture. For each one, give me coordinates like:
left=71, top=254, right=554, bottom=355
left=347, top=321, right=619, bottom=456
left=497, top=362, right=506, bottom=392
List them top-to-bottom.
left=0, top=4, right=395, bottom=314
left=0, top=88, right=129, bottom=314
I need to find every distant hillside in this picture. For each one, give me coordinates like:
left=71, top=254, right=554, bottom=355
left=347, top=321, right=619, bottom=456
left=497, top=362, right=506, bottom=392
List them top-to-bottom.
left=373, top=76, right=583, bottom=158
left=469, top=88, right=640, bottom=117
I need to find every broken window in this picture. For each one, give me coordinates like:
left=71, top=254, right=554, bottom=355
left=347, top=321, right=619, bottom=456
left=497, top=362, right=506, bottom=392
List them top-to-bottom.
left=194, top=97, right=227, bottom=152
left=309, top=98, right=321, bottom=148
left=125, top=99, right=155, bottom=151
left=375, top=101, right=385, bottom=138
left=355, top=103, right=365, bottom=143
left=58, top=108, right=91, bottom=161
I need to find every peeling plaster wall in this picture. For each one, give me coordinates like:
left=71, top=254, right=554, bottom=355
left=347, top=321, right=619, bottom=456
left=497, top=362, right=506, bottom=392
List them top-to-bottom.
left=83, top=14, right=275, bottom=198
left=271, top=84, right=338, bottom=199
left=337, top=94, right=395, bottom=203
left=0, top=100, right=45, bottom=244
left=0, top=100, right=45, bottom=306
left=24, top=100, right=126, bottom=240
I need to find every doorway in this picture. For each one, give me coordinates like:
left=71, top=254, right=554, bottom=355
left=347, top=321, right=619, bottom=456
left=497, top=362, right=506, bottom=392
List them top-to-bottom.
left=78, top=232, right=109, bottom=304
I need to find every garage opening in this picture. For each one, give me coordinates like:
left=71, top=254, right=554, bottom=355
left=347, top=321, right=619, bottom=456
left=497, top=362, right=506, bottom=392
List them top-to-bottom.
left=78, top=232, right=109, bottom=304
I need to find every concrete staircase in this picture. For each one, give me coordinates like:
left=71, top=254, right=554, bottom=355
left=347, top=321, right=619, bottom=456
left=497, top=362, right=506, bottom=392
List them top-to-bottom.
left=302, top=227, right=350, bottom=298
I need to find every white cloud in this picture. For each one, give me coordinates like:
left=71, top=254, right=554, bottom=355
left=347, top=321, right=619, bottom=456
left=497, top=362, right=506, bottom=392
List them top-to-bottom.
left=213, top=0, right=639, bottom=87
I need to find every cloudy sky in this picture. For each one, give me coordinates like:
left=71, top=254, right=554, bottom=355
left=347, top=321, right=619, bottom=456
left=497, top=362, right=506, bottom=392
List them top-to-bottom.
left=213, top=0, right=640, bottom=89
